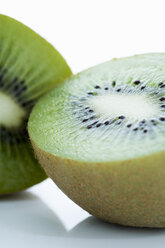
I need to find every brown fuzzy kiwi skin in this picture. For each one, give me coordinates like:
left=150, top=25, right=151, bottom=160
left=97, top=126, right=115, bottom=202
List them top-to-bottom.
left=30, top=138, right=165, bottom=228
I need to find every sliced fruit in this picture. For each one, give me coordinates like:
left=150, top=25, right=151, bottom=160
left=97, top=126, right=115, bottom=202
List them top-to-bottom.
left=0, top=14, right=72, bottom=194
left=29, top=53, right=165, bottom=227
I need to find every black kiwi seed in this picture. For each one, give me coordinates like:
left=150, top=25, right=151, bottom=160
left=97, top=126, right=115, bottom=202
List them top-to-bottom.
left=0, top=68, right=7, bottom=81
left=0, top=75, right=3, bottom=81
left=0, top=76, right=4, bottom=83
left=20, top=80, right=25, bottom=85
left=134, top=80, right=141, bottom=85
left=112, top=81, right=116, bottom=87
left=0, top=82, right=4, bottom=88
left=159, top=82, right=164, bottom=87
left=13, top=84, right=19, bottom=91
left=160, top=84, right=165, bottom=88
left=22, top=85, right=27, bottom=91
left=94, top=85, right=101, bottom=89
left=14, top=86, right=27, bottom=97
left=141, top=86, right=146, bottom=90
left=104, top=87, right=109, bottom=90
left=117, top=88, right=121, bottom=92
left=88, top=92, right=94, bottom=95
left=160, top=97, right=165, bottom=101
left=21, top=100, right=34, bottom=108
left=161, top=105, right=165, bottom=108
left=85, top=107, right=90, bottom=110
left=88, top=109, right=94, bottom=113
left=118, top=115, right=125, bottom=119
left=160, top=117, right=165, bottom=121
left=82, top=118, right=88, bottom=122
left=140, top=119, right=146, bottom=124
left=151, top=120, right=156, bottom=124
left=92, top=121, right=98, bottom=125
left=104, top=121, right=110, bottom=125
left=96, top=123, right=102, bottom=128
left=127, top=124, right=132, bottom=128
left=87, top=125, right=92, bottom=129
left=1, top=126, right=6, bottom=134
left=1, top=127, right=7, bottom=141
left=133, top=128, right=138, bottom=131
left=143, top=129, right=148, bottom=133
left=8, top=131, right=12, bottom=139
left=22, top=136, right=27, bottom=142
left=16, top=137, right=21, bottom=144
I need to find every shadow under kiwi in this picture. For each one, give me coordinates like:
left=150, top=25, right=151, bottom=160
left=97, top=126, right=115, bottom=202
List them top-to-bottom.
left=0, top=191, right=165, bottom=242
left=68, top=216, right=165, bottom=240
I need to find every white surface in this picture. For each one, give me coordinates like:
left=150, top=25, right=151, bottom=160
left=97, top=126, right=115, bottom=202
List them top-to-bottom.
left=1, top=0, right=165, bottom=247
left=1, top=0, right=165, bottom=74
left=1, top=179, right=165, bottom=248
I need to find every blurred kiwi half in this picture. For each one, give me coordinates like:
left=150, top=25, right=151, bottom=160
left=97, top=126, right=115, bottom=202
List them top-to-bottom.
left=0, top=14, right=71, bottom=195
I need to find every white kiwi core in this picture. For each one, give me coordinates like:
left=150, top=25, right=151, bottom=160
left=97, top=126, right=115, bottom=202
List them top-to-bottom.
left=0, top=92, right=26, bottom=127
left=89, top=94, right=160, bottom=120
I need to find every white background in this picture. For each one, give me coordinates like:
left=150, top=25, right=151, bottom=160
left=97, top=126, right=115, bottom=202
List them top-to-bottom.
left=1, top=0, right=165, bottom=247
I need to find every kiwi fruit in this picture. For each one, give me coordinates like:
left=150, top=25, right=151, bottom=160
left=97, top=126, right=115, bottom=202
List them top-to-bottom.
left=0, top=14, right=71, bottom=195
left=29, top=53, right=165, bottom=228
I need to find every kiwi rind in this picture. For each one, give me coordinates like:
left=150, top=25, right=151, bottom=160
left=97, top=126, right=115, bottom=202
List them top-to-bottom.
left=0, top=14, right=72, bottom=195
left=28, top=53, right=165, bottom=227
left=31, top=141, right=165, bottom=228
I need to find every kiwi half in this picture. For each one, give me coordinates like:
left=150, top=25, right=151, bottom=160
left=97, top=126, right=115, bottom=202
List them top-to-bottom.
left=0, top=14, right=71, bottom=194
left=29, top=53, right=165, bottom=227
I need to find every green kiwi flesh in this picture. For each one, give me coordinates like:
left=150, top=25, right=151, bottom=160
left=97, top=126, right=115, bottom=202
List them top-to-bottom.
left=0, top=14, right=72, bottom=195
left=29, top=53, right=165, bottom=227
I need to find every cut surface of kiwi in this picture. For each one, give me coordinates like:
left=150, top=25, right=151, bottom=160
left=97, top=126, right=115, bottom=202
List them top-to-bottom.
left=0, top=14, right=72, bottom=195
left=29, top=53, right=165, bottom=227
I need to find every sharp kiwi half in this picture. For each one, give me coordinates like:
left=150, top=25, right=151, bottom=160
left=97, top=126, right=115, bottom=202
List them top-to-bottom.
left=0, top=14, right=71, bottom=195
left=28, top=53, right=165, bottom=228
